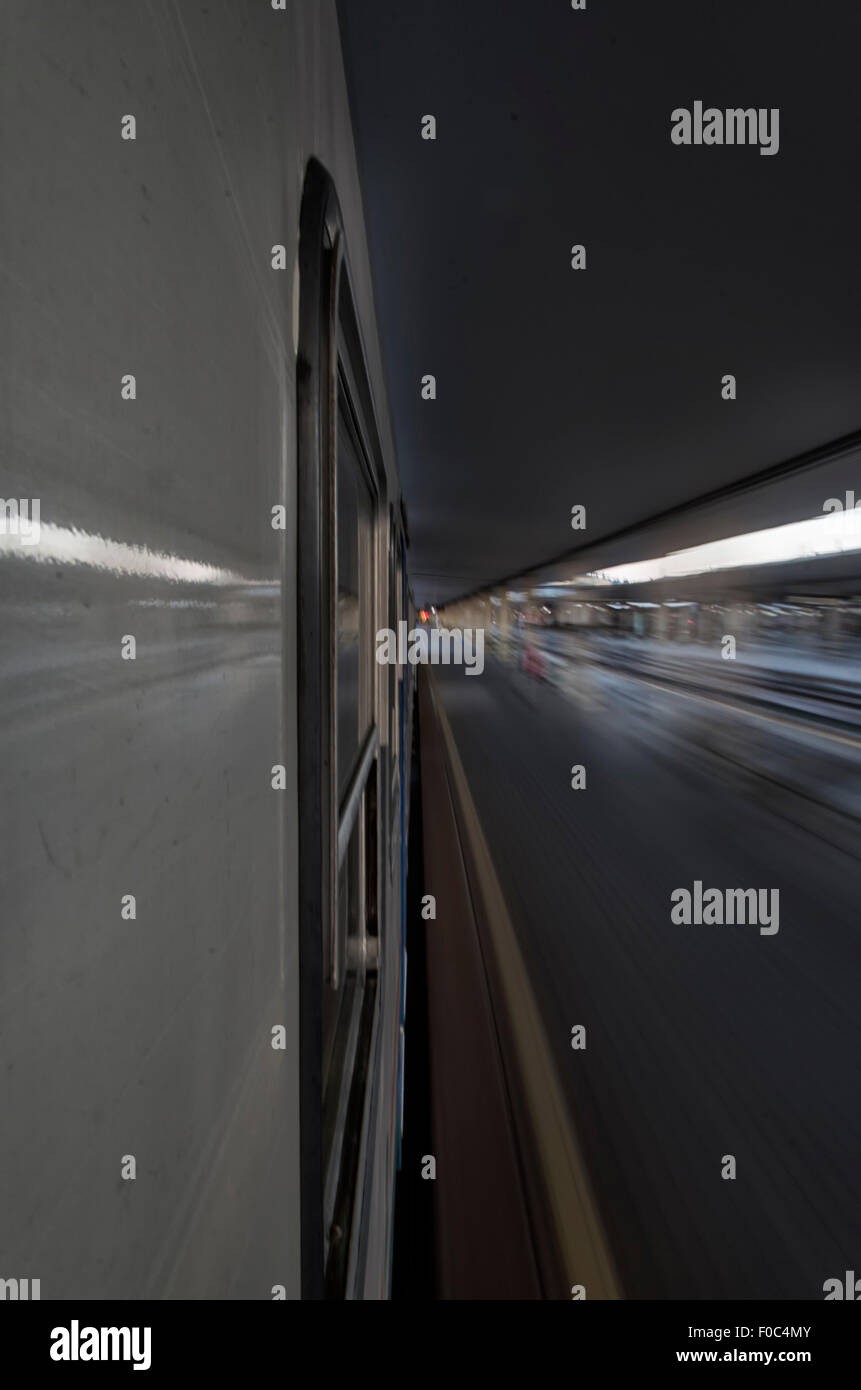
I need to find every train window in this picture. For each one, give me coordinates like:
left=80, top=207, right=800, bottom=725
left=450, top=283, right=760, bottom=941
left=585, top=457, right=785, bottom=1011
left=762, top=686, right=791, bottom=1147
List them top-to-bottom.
left=297, top=158, right=388, bottom=1299
left=322, top=378, right=380, bottom=1292
left=336, top=393, right=374, bottom=800
left=387, top=512, right=400, bottom=834
left=321, top=810, right=363, bottom=1165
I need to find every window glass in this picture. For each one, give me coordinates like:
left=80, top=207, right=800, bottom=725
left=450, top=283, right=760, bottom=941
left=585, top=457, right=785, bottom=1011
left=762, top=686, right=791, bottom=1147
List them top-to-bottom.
left=336, top=393, right=373, bottom=800
left=322, top=805, right=363, bottom=1177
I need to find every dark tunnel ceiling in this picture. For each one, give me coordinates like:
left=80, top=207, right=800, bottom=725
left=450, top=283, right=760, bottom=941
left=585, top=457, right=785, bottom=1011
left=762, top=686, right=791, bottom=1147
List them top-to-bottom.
left=337, top=0, right=861, bottom=606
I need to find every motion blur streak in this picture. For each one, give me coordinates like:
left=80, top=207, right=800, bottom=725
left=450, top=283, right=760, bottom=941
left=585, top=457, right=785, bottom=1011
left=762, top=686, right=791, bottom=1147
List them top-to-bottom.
left=583, top=506, right=861, bottom=585
left=0, top=521, right=263, bottom=586
left=431, top=613, right=861, bottom=1299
